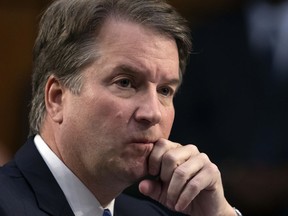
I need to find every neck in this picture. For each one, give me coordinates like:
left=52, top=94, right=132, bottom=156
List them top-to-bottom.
left=74, top=168, right=130, bottom=207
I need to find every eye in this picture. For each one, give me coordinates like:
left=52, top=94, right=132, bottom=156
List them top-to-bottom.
left=116, top=78, right=132, bottom=88
left=158, top=86, right=174, bottom=97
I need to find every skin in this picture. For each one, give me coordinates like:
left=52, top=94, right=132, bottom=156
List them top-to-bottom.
left=41, top=18, right=236, bottom=216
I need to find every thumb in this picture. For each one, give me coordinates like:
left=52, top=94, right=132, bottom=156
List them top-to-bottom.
left=138, top=179, right=162, bottom=200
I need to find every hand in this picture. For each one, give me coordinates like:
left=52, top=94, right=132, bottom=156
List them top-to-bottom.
left=138, top=138, right=235, bottom=216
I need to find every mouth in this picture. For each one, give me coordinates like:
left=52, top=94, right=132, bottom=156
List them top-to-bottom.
left=129, top=137, right=158, bottom=145
left=127, top=138, right=156, bottom=155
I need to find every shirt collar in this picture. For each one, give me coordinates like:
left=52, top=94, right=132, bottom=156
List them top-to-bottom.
left=34, top=135, right=115, bottom=216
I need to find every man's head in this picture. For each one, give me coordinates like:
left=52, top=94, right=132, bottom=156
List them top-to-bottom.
left=29, top=0, right=191, bottom=135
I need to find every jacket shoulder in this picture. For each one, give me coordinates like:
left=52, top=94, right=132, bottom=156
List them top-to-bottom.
left=0, top=161, right=37, bottom=215
left=115, top=193, right=186, bottom=216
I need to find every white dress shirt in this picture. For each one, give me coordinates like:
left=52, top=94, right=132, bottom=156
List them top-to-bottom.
left=34, top=135, right=115, bottom=216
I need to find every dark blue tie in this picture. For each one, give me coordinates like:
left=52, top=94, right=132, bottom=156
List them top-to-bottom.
left=103, top=209, right=112, bottom=216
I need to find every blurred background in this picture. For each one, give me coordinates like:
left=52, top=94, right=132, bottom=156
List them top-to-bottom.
left=0, top=0, right=287, bottom=215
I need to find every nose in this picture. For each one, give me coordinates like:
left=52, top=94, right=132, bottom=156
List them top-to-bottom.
left=134, top=90, right=162, bottom=126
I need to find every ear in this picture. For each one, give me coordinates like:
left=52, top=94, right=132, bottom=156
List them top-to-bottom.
left=45, top=75, right=65, bottom=124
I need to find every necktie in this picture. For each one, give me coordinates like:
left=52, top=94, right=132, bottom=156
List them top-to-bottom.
left=103, top=209, right=112, bottom=216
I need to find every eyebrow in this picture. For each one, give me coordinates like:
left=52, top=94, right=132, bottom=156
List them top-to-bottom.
left=116, top=64, right=181, bottom=88
left=117, top=64, right=147, bottom=77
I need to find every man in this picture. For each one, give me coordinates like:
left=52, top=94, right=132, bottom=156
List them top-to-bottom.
left=0, top=0, right=241, bottom=215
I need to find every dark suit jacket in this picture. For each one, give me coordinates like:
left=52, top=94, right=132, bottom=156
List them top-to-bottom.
left=0, top=137, right=184, bottom=216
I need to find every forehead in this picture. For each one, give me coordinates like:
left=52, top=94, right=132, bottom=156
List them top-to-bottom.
left=94, top=18, right=180, bottom=79
left=98, top=18, right=177, bottom=52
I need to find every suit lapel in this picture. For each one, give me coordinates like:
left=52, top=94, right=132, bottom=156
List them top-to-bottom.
left=15, top=137, right=74, bottom=216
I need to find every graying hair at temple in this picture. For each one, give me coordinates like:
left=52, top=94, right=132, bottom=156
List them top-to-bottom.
left=29, top=0, right=192, bottom=135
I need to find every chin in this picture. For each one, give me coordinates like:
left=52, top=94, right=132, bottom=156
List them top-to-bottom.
left=108, top=154, right=150, bottom=185
left=122, top=161, right=149, bottom=184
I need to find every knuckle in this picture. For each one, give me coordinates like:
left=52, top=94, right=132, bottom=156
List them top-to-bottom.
left=156, top=138, right=167, bottom=147
left=186, top=144, right=199, bottom=153
left=163, top=151, right=178, bottom=164
left=199, top=152, right=210, bottom=162
left=208, top=163, right=220, bottom=175
left=174, top=166, right=188, bottom=179
left=186, top=179, right=201, bottom=193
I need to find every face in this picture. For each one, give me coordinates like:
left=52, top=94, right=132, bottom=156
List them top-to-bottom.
left=59, top=18, right=180, bottom=186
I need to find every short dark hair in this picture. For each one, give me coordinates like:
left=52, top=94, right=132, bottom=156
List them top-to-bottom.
left=29, top=0, right=192, bottom=135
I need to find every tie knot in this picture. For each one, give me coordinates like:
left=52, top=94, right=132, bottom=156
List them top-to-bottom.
left=103, top=209, right=112, bottom=216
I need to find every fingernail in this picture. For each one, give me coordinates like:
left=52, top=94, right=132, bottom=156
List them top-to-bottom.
left=175, top=203, right=182, bottom=212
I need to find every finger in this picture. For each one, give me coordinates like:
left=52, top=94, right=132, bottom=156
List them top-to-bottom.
left=148, top=139, right=179, bottom=176
left=160, top=144, right=199, bottom=183
left=166, top=152, right=209, bottom=208
left=175, top=162, right=220, bottom=212
left=138, top=179, right=162, bottom=201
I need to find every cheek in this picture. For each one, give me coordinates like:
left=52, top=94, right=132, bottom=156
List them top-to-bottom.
left=89, top=96, right=131, bottom=127
left=100, top=99, right=127, bottom=117
left=161, top=108, right=175, bottom=138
